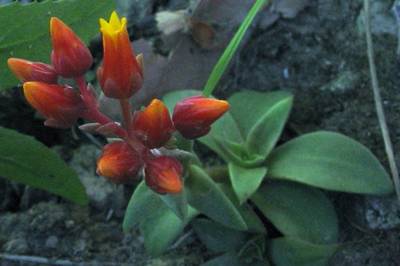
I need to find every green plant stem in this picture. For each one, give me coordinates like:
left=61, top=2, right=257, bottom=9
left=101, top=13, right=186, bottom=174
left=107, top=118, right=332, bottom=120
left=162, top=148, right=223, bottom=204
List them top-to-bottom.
left=202, top=0, right=269, bottom=97
left=364, top=0, right=400, bottom=201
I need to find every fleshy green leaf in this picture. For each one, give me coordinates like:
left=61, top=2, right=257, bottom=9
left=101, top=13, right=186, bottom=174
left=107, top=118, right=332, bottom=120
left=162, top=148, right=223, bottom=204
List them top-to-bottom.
left=0, top=0, right=115, bottom=90
left=229, top=91, right=292, bottom=140
left=243, top=92, right=292, bottom=158
left=198, top=111, right=245, bottom=164
left=0, top=127, right=87, bottom=205
left=266, top=131, right=393, bottom=194
left=228, top=163, right=267, bottom=204
left=186, top=165, right=247, bottom=231
left=123, top=181, right=164, bottom=232
left=251, top=181, right=338, bottom=244
left=220, top=184, right=266, bottom=234
left=159, top=192, right=188, bottom=221
left=140, top=205, right=198, bottom=256
left=192, top=218, right=248, bottom=253
left=268, top=237, right=338, bottom=266
left=202, top=252, right=243, bottom=266
left=203, top=252, right=270, bottom=266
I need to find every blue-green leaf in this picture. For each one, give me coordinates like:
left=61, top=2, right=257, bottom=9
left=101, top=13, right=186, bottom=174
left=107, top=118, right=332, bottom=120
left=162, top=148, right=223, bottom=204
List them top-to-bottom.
left=229, top=91, right=292, bottom=140
left=246, top=94, right=292, bottom=158
left=0, top=127, right=87, bottom=205
left=266, top=131, right=393, bottom=194
left=228, top=163, right=267, bottom=204
left=186, top=165, right=247, bottom=231
left=123, top=181, right=164, bottom=232
left=251, top=181, right=338, bottom=244
left=219, top=184, right=266, bottom=234
left=159, top=192, right=188, bottom=221
left=140, top=205, right=198, bottom=256
left=192, top=218, right=248, bottom=253
left=268, top=237, right=338, bottom=266
left=202, top=252, right=243, bottom=266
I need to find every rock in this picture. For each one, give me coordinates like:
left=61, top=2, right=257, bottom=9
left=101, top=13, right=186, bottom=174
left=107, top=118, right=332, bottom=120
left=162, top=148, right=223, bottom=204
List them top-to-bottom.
left=271, top=0, right=310, bottom=19
left=357, top=0, right=397, bottom=36
left=320, top=70, right=359, bottom=92
left=69, top=144, right=125, bottom=211
left=19, top=186, right=58, bottom=210
left=364, top=196, right=400, bottom=230
left=29, top=203, right=67, bottom=233
left=45, top=235, right=59, bottom=249
left=4, top=238, right=30, bottom=254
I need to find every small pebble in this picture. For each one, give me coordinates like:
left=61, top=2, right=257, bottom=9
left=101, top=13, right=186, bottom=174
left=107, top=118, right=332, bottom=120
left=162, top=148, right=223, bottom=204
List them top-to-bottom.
left=45, top=235, right=59, bottom=249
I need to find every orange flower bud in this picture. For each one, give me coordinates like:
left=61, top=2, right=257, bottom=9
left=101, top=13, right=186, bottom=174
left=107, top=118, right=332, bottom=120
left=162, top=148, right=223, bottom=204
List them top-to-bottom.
left=98, top=11, right=143, bottom=99
left=50, top=17, right=93, bottom=78
left=7, top=58, right=58, bottom=83
left=23, top=82, right=84, bottom=128
left=172, top=96, right=230, bottom=139
left=132, top=99, right=174, bottom=149
left=97, top=141, right=143, bottom=183
left=145, top=156, right=183, bottom=194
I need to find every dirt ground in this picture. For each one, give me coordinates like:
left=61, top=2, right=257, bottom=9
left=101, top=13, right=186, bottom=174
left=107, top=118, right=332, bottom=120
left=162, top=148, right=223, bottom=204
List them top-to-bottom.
left=1, top=0, right=400, bottom=265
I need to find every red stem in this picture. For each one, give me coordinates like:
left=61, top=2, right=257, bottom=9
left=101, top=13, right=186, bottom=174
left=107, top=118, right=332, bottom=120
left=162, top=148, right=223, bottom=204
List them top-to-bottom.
left=75, top=76, right=127, bottom=138
left=119, top=98, right=133, bottom=133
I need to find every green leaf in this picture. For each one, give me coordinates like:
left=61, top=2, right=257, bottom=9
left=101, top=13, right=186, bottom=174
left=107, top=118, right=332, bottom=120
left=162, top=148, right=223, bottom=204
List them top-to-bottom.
left=0, top=0, right=115, bottom=90
left=202, top=0, right=269, bottom=96
left=229, top=91, right=292, bottom=139
left=243, top=92, right=293, bottom=158
left=198, top=112, right=245, bottom=164
left=0, top=127, right=87, bottom=205
left=266, top=131, right=393, bottom=194
left=228, top=163, right=267, bottom=204
left=186, top=165, right=247, bottom=231
left=123, top=181, right=164, bottom=232
left=124, top=181, right=198, bottom=255
left=251, top=181, right=338, bottom=244
left=220, top=184, right=266, bottom=234
left=159, top=192, right=188, bottom=221
left=140, top=205, right=198, bottom=256
left=192, top=218, right=248, bottom=253
left=268, top=237, right=338, bottom=266
left=202, top=252, right=243, bottom=266
left=203, top=252, right=270, bottom=266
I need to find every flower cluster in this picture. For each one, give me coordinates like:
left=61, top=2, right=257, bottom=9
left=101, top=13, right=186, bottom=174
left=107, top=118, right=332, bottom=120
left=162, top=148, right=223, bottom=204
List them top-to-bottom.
left=7, top=11, right=229, bottom=194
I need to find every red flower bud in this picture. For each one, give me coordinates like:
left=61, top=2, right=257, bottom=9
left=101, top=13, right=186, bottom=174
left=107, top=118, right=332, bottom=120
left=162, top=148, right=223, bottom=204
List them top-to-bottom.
left=98, top=11, right=143, bottom=99
left=50, top=17, right=93, bottom=78
left=7, top=58, right=58, bottom=83
left=23, top=82, right=84, bottom=128
left=172, top=96, right=230, bottom=139
left=132, top=99, right=174, bottom=149
left=97, top=141, right=143, bottom=183
left=145, top=156, right=183, bottom=194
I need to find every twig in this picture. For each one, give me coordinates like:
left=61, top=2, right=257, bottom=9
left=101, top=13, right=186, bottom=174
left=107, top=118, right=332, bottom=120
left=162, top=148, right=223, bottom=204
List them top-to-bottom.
left=364, top=0, right=400, bottom=201
left=0, top=253, right=131, bottom=266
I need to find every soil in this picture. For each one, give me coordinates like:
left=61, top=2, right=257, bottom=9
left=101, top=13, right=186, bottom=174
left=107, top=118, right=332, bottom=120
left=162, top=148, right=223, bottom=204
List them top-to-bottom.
left=1, top=0, right=400, bottom=265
